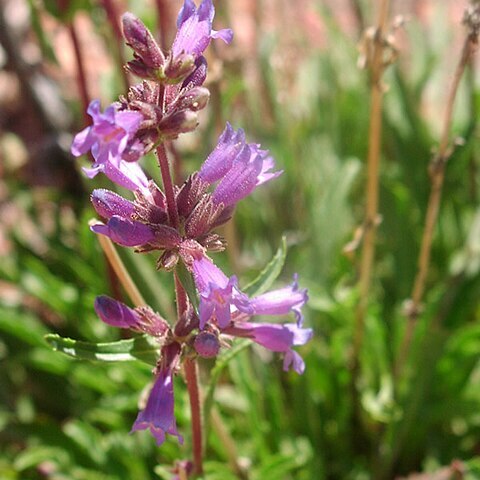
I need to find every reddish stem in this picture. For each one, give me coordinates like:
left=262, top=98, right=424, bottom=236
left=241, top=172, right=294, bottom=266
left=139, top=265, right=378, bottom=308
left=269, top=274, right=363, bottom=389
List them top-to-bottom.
left=68, top=21, right=90, bottom=126
left=156, top=143, right=180, bottom=228
left=184, top=358, right=204, bottom=477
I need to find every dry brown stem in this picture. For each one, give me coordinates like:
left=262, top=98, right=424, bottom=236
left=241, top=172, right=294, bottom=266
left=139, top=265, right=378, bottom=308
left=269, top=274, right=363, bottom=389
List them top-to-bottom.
left=352, top=0, right=391, bottom=378
left=395, top=9, right=480, bottom=377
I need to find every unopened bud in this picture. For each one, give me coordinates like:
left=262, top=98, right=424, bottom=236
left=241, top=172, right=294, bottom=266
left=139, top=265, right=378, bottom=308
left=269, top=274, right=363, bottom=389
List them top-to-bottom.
left=122, top=13, right=165, bottom=69
left=164, top=53, right=196, bottom=82
left=176, top=87, right=210, bottom=112
left=158, top=110, right=199, bottom=138
left=91, top=189, right=136, bottom=220
left=194, top=331, right=220, bottom=358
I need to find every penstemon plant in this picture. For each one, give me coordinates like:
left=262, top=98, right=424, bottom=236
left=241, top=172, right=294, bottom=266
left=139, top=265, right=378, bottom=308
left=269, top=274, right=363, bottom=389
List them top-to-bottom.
left=62, top=0, right=311, bottom=477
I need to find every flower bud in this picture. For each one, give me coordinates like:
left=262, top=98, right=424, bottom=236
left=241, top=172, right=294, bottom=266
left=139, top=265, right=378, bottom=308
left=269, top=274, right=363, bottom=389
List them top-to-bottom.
left=122, top=13, right=165, bottom=68
left=164, top=53, right=196, bottom=82
left=176, top=87, right=210, bottom=112
left=158, top=110, right=199, bottom=138
left=91, top=189, right=136, bottom=220
left=91, top=216, right=155, bottom=247
left=194, top=331, right=220, bottom=358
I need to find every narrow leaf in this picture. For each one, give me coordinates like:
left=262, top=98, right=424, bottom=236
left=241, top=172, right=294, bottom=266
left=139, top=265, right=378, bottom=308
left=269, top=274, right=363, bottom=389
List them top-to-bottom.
left=244, top=235, right=287, bottom=297
left=45, top=334, right=159, bottom=366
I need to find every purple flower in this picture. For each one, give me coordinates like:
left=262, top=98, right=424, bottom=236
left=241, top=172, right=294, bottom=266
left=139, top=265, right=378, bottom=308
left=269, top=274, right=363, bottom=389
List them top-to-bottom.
left=172, top=0, right=233, bottom=60
left=71, top=100, right=148, bottom=192
left=198, top=123, right=282, bottom=207
left=198, top=123, right=246, bottom=182
left=90, top=189, right=136, bottom=220
left=91, top=216, right=156, bottom=247
left=192, top=255, right=251, bottom=329
left=192, top=255, right=307, bottom=327
left=248, top=274, right=308, bottom=326
left=94, top=295, right=169, bottom=337
left=224, top=322, right=313, bottom=374
left=131, top=343, right=183, bottom=446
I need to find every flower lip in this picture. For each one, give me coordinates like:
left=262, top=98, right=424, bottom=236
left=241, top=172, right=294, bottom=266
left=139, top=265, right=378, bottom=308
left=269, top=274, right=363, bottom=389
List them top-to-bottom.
left=172, top=0, right=233, bottom=60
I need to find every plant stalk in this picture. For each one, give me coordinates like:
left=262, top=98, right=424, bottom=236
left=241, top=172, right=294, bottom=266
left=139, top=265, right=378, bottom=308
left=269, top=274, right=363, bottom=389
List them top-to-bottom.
left=352, top=0, right=390, bottom=385
left=395, top=24, right=480, bottom=377
left=184, top=357, right=204, bottom=477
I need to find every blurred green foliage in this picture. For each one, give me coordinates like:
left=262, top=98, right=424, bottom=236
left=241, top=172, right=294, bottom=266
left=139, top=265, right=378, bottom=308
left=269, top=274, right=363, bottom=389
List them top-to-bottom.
left=2, top=1, right=480, bottom=479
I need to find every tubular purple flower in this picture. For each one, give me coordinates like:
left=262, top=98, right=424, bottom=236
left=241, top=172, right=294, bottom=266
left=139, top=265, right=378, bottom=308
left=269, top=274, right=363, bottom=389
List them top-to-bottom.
left=172, top=0, right=233, bottom=60
left=71, top=100, right=149, bottom=192
left=198, top=123, right=246, bottom=183
left=200, top=130, right=281, bottom=207
left=91, top=216, right=155, bottom=247
left=192, top=255, right=251, bottom=329
left=248, top=274, right=308, bottom=326
left=94, top=295, right=169, bottom=337
left=95, top=295, right=140, bottom=329
left=224, top=322, right=313, bottom=374
left=131, top=343, right=183, bottom=446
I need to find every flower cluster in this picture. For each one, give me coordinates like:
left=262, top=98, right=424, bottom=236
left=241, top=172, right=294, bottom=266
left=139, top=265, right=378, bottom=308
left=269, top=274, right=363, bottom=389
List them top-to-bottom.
left=72, top=0, right=311, bottom=449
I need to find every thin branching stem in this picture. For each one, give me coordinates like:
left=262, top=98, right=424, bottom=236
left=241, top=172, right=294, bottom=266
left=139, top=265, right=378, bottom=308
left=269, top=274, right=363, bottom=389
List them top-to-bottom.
left=352, top=0, right=390, bottom=384
left=395, top=24, right=480, bottom=378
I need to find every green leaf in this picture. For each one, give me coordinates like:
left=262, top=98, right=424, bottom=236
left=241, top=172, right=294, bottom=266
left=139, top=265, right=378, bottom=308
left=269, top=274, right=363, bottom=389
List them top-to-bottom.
left=243, top=235, right=287, bottom=297
left=175, top=261, right=199, bottom=310
left=45, top=334, right=159, bottom=366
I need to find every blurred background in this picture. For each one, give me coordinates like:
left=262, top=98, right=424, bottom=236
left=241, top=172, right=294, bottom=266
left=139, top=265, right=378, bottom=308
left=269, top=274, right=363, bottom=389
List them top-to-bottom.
left=2, top=0, right=480, bottom=479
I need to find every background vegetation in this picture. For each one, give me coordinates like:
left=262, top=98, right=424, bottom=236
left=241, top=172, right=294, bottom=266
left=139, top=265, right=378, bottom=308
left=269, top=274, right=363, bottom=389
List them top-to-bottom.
left=1, top=0, right=480, bottom=478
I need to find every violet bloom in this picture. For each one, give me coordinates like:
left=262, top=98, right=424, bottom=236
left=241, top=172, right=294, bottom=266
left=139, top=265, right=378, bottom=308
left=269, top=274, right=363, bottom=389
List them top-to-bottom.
left=172, top=0, right=233, bottom=60
left=71, top=100, right=149, bottom=192
left=199, top=123, right=282, bottom=207
left=89, top=187, right=181, bottom=250
left=192, top=255, right=251, bottom=329
left=192, top=255, right=307, bottom=328
left=248, top=274, right=308, bottom=327
left=94, top=295, right=169, bottom=337
left=224, top=322, right=313, bottom=374
left=132, top=343, right=184, bottom=446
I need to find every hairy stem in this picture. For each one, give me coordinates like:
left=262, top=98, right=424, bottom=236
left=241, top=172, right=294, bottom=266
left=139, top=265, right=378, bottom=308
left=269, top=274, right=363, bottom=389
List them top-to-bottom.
left=395, top=26, right=479, bottom=378
left=157, top=143, right=180, bottom=229
left=90, top=220, right=146, bottom=307
left=184, top=358, right=204, bottom=477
